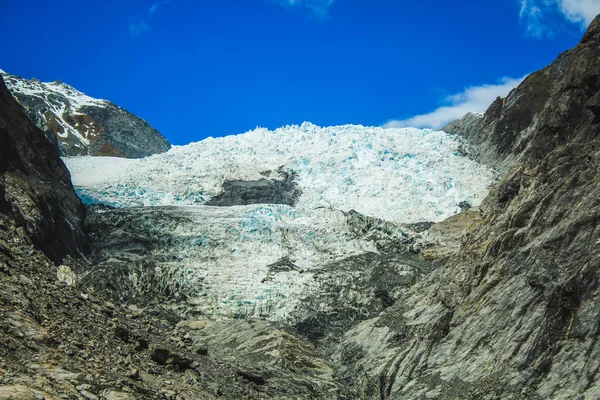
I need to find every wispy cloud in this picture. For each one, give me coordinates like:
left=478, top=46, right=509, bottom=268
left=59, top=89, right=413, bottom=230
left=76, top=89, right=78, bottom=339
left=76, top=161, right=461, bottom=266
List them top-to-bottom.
left=129, top=0, right=172, bottom=37
left=269, top=0, right=338, bottom=18
left=518, top=0, right=600, bottom=37
left=519, top=0, right=550, bottom=37
left=129, top=16, right=150, bottom=36
left=384, top=76, right=527, bottom=130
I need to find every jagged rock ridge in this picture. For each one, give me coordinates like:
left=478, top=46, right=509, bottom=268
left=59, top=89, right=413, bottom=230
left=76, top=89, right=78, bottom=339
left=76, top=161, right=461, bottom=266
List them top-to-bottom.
left=0, top=70, right=171, bottom=158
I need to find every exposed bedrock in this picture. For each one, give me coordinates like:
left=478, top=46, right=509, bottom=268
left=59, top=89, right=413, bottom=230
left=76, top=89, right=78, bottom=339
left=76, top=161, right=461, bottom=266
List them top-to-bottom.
left=336, top=15, right=600, bottom=399
left=1, top=71, right=171, bottom=158
left=0, top=75, right=87, bottom=264
left=206, top=167, right=302, bottom=207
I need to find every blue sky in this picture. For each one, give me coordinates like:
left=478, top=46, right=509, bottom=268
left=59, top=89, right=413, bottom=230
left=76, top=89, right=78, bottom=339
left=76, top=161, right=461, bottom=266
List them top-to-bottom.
left=1, top=0, right=598, bottom=145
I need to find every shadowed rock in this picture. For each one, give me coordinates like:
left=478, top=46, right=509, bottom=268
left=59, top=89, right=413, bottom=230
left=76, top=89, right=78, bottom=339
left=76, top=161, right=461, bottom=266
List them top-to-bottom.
left=0, top=75, right=87, bottom=264
left=207, top=168, right=302, bottom=207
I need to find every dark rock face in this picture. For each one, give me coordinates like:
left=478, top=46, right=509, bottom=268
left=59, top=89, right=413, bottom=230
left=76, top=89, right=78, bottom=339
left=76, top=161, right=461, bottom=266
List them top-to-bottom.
left=335, top=16, right=600, bottom=399
left=1, top=72, right=171, bottom=158
left=0, top=76, right=87, bottom=264
left=78, top=105, right=171, bottom=158
left=442, top=112, right=483, bottom=142
left=206, top=168, right=302, bottom=207
left=292, top=252, right=432, bottom=341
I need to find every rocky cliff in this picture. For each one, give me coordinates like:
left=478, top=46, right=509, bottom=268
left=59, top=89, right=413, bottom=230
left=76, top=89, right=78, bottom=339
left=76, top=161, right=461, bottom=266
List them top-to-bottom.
left=333, top=14, right=600, bottom=399
left=0, top=70, right=171, bottom=158
left=0, top=75, right=87, bottom=264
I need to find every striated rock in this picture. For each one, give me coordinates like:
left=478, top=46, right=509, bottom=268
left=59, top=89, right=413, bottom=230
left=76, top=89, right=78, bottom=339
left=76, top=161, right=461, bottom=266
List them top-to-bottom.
left=333, top=14, right=600, bottom=399
left=0, top=71, right=170, bottom=158
left=0, top=75, right=87, bottom=264
left=442, top=111, right=483, bottom=143
left=177, top=317, right=347, bottom=397
left=102, top=391, right=135, bottom=400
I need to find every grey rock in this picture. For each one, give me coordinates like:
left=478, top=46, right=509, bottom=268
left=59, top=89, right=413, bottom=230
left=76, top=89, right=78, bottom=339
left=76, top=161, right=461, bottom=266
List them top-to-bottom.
left=328, top=14, right=600, bottom=400
left=0, top=72, right=170, bottom=158
left=0, top=75, right=87, bottom=264
left=80, top=104, right=171, bottom=158
left=442, top=112, right=483, bottom=141
left=206, top=167, right=302, bottom=207
left=56, top=265, right=77, bottom=287
left=150, top=348, right=193, bottom=371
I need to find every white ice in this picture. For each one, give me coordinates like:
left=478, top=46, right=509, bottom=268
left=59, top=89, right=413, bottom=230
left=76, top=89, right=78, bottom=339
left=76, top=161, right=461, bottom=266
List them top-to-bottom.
left=65, top=122, right=497, bottom=223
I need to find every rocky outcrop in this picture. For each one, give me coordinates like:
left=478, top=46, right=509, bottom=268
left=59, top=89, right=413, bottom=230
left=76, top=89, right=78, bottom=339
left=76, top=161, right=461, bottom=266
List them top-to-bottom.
left=333, top=15, right=600, bottom=399
left=443, top=32, right=594, bottom=174
left=0, top=71, right=170, bottom=158
left=0, top=75, right=87, bottom=264
left=442, top=112, right=483, bottom=142
left=206, top=168, right=302, bottom=207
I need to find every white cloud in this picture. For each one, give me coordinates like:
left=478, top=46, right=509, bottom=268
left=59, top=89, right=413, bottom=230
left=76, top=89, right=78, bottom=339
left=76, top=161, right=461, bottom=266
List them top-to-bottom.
left=269, top=0, right=338, bottom=17
left=518, top=0, right=600, bottom=36
left=519, top=0, right=550, bottom=37
left=558, top=0, right=600, bottom=26
left=129, top=17, right=150, bottom=36
left=384, top=76, right=527, bottom=130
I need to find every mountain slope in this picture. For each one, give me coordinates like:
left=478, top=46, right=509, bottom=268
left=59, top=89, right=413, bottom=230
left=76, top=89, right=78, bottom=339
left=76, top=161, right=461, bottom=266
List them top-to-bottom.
left=3, top=14, right=600, bottom=400
left=333, top=14, right=600, bottom=399
left=0, top=70, right=171, bottom=158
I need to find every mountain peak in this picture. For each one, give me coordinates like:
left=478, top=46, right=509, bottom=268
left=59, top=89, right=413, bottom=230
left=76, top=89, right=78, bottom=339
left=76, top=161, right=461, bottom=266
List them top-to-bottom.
left=2, top=72, right=170, bottom=158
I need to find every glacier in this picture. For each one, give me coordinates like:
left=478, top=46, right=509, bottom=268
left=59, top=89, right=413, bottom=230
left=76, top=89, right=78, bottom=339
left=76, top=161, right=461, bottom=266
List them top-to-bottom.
left=64, top=122, right=496, bottom=223
left=67, top=122, right=498, bottom=321
left=84, top=204, right=419, bottom=321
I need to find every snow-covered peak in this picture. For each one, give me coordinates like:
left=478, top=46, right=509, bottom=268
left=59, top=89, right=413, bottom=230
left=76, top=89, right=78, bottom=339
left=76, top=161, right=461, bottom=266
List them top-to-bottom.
left=2, top=71, right=170, bottom=157
left=4, top=73, right=108, bottom=109
left=65, top=122, right=497, bottom=223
